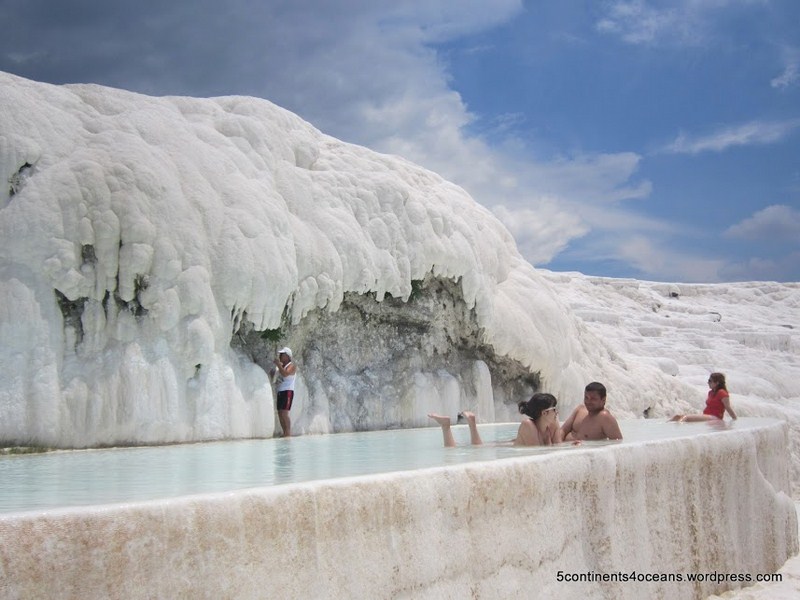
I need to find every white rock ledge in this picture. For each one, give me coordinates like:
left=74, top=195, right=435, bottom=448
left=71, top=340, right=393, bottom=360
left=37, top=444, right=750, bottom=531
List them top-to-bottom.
left=0, top=420, right=796, bottom=600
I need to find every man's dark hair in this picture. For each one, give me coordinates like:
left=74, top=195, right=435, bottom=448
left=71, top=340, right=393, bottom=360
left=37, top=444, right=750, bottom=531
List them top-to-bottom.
left=585, top=381, right=607, bottom=399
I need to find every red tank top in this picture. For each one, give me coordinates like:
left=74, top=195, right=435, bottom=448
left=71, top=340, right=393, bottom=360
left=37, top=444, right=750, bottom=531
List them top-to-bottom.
left=703, top=388, right=729, bottom=419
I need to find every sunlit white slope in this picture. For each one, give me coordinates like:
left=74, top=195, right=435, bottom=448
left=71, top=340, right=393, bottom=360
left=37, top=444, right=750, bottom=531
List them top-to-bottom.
left=1, top=71, right=649, bottom=446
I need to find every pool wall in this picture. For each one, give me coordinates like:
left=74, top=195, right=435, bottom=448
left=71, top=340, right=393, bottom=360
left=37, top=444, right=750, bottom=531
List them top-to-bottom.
left=0, top=421, right=796, bottom=599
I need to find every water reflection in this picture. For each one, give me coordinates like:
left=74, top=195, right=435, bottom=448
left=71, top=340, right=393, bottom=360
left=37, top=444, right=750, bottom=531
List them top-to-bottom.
left=272, top=440, right=295, bottom=485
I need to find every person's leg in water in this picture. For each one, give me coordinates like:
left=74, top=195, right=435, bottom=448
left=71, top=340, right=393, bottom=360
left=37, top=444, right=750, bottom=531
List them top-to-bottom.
left=278, top=410, right=291, bottom=437
left=428, top=411, right=482, bottom=447
left=669, top=414, right=717, bottom=422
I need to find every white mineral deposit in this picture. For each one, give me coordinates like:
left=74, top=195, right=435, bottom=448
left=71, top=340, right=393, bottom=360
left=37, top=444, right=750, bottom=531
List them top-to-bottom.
left=0, top=72, right=798, bottom=599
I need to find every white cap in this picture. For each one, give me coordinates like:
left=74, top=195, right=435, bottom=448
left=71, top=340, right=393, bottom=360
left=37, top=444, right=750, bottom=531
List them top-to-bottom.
left=278, top=347, right=292, bottom=358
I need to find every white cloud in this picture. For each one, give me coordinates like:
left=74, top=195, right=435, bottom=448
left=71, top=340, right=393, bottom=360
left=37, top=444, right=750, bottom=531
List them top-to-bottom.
left=381, top=0, right=525, bottom=44
left=596, top=0, right=768, bottom=47
left=596, top=1, right=687, bottom=46
left=771, top=46, right=800, bottom=89
left=5, top=51, right=48, bottom=65
left=481, top=112, right=527, bottom=138
left=662, top=119, right=800, bottom=154
left=522, top=153, right=652, bottom=205
left=492, top=201, right=589, bottom=265
left=567, top=203, right=800, bottom=282
left=725, top=204, right=800, bottom=242
left=546, top=214, right=725, bottom=282
left=613, top=235, right=726, bottom=282
left=720, top=252, right=800, bottom=281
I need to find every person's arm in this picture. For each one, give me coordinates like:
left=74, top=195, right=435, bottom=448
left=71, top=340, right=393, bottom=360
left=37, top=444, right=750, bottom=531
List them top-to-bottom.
left=276, top=361, right=296, bottom=377
left=722, top=396, right=737, bottom=420
left=560, top=408, right=578, bottom=441
left=602, top=413, right=623, bottom=440
left=546, top=420, right=563, bottom=445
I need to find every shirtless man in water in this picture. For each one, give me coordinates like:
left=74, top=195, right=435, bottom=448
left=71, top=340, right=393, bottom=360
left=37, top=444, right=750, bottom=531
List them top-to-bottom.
left=560, top=381, right=623, bottom=442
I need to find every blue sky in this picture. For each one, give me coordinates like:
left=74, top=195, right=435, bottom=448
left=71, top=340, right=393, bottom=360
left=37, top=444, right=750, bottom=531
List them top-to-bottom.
left=1, top=0, right=798, bottom=282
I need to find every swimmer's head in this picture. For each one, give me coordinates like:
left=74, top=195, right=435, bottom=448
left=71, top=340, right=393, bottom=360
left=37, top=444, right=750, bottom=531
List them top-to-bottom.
left=708, top=372, right=726, bottom=390
left=583, top=381, right=607, bottom=413
left=584, top=381, right=606, bottom=399
left=518, top=393, right=557, bottom=421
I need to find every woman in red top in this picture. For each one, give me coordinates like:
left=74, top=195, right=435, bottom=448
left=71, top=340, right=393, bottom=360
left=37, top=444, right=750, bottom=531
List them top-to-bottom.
left=670, top=372, right=738, bottom=422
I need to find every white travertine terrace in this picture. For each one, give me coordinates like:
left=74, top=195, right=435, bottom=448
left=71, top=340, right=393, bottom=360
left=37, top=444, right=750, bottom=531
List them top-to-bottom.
left=1, top=71, right=799, bottom=599
left=1, top=71, right=798, bottom=462
left=0, top=420, right=796, bottom=599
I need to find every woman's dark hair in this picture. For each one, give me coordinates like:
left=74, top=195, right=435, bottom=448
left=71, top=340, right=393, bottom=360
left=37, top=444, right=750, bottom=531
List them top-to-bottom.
left=709, top=372, right=727, bottom=391
left=518, top=393, right=557, bottom=422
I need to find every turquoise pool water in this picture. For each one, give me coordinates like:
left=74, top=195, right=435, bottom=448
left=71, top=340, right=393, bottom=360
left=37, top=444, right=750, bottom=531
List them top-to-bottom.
left=0, top=417, right=758, bottom=515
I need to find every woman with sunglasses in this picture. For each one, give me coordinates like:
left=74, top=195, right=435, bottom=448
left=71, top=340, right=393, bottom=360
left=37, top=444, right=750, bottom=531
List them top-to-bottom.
left=428, top=393, right=562, bottom=447
left=515, top=393, right=562, bottom=445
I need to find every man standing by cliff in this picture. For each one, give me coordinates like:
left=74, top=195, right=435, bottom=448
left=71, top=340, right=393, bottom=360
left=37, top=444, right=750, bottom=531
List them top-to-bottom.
left=271, top=347, right=297, bottom=438
left=560, top=381, right=623, bottom=441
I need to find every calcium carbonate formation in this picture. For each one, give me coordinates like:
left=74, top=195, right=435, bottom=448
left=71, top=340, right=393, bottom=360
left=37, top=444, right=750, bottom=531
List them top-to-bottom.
left=1, top=72, right=797, bottom=473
